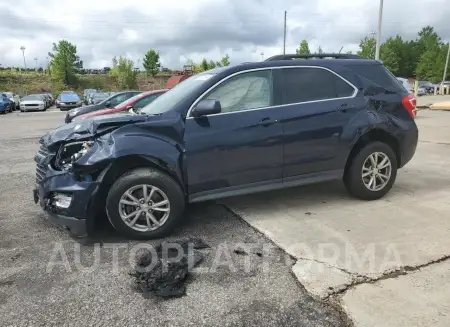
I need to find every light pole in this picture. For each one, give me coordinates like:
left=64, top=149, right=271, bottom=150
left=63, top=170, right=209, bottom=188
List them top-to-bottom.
left=375, top=0, right=384, bottom=60
left=442, top=42, right=450, bottom=84
left=20, top=46, right=26, bottom=70
left=260, top=52, right=264, bottom=61
left=34, top=57, right=38, bottom=71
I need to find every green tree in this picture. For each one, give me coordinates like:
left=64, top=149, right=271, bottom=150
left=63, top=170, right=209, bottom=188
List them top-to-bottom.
left=357, top=36, right=376, bottom=59
left=48, top=40, right=81, bottom=85
left=296, top=40, right=310, bottom=54
left=143, top=49, right=161, bottom=77
left=345, top=50, right=353, bottom=54
left=220, top=54, right=230, bottom=66
left=109, top=56, right=137, bottom=89
left=200, top=58, right=209, bottom=71
left=208, top=60, right=217, bottom=69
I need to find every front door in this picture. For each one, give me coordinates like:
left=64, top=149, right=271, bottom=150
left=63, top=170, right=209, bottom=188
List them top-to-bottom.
left=184, top=69, right=284, bottom=201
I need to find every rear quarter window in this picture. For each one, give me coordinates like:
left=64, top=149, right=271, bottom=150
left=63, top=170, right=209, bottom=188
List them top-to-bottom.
left=345, top=63, right=405, bottom=93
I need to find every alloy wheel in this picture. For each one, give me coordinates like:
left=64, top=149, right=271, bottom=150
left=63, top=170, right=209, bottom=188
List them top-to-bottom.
left=361, top=152, right=392, bottom=192
left=118, top=184, right=171, bottom=232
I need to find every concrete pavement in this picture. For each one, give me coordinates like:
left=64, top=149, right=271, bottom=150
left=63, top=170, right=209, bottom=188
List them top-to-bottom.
left=224, top=109, right=450, bottom=326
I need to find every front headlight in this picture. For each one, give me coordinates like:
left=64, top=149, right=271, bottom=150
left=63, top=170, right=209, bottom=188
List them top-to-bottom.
left=56, top=141, right=94, bottom=170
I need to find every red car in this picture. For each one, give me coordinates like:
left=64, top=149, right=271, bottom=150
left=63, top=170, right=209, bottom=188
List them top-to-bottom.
left=75, top=89, right=168, bottom=120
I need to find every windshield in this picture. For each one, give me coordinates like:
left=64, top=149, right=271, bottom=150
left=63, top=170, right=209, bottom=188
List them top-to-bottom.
left=140, top=74, right=215, bottom=115
left=61, top=93, right=80, bottom=102
left=22, top=96, right=41, bottom=101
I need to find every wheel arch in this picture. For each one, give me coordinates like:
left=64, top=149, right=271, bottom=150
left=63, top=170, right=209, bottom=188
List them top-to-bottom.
left=344, top=128, right=401, bottom=178
left=90, top=154, right=185, bottom=222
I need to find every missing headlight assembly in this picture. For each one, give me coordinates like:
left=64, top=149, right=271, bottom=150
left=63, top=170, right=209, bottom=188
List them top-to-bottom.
left=56, top=141, right=94, bottom=170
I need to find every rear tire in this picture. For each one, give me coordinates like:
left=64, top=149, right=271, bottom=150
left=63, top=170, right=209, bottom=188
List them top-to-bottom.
left=344, top=142, right=397, bottom=200
left=105, top=168, right=185, bottom=239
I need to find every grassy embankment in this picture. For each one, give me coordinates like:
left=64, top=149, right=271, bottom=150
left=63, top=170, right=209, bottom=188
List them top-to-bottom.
left=0, top=70, right=171, bottom=96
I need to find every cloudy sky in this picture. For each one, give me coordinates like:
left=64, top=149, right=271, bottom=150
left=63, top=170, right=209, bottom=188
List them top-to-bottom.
left=0, top=0, right=449, bottom=70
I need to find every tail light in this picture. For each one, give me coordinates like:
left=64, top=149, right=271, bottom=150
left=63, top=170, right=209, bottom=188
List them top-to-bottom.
left=402, top=95, right=416, bottom=119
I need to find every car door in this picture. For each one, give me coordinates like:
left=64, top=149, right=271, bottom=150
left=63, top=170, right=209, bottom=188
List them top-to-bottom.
left=280, top=67, right=359, bottom=180
left=184, top=69, right=284, bottom=201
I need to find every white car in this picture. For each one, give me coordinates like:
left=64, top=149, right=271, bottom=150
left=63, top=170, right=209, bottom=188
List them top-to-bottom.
left=4, top=92, right=20, bottom=110
left=19, top=95, right=46, bottom=112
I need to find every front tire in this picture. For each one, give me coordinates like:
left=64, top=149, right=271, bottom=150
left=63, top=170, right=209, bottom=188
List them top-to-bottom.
left=344, top=142, right=397, bottom=200
left=105, top=168, right=185, bottom=239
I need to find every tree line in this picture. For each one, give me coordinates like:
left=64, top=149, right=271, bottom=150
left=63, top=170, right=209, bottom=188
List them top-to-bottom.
left=295, top=26, right=449, bottom=83
left=37, top=41, right=232, bottom=89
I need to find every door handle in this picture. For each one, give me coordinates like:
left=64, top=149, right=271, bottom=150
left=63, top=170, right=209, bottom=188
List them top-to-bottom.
left=257, top=117, right=279, bottom=127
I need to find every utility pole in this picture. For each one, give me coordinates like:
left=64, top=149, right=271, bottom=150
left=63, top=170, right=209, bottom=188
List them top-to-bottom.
left=375, top=0, right=384, bottom=60
left=283, top=11, right=287, bottom=55
left=442, top=42, right=450, bottom=84
left=20, top=46, right=26, bottom=70
left=260, top=52, right=264, bottom=61
left=34, top=57, right=38, bottom=71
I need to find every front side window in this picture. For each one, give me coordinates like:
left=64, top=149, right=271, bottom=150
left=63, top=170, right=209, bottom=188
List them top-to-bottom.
left=282, top=67, right=354, bottom=105
left=201, top=70, right=272, bottom=114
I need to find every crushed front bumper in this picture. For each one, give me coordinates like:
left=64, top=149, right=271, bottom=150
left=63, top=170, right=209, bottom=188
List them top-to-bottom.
left=33, top=162, right=101, bottom=238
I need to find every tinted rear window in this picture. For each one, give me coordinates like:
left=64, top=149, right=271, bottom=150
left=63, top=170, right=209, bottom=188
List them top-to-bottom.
left=345, top=63, right=405, bottom=93
left=282, top=67, right=355, bottom=104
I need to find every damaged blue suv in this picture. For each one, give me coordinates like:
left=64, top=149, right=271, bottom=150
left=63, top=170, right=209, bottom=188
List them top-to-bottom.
left=33, top=54, right=418, bottom=239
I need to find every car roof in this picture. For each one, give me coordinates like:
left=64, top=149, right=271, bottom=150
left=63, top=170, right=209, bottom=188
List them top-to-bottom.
left=200, top=56, right=379, bottom=79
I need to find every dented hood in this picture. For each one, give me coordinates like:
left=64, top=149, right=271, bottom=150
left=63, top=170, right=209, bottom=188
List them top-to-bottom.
left=40, top=113, right=148, bottom=148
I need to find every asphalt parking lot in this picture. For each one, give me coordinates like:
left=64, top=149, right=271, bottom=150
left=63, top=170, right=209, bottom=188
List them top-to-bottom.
left=1, top=99, right=450, bottom=326
left=0, top=111, right=350, bottom=326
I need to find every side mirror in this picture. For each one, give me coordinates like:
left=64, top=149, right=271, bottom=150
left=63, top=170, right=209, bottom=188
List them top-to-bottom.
left=191, top=99, right=221, bottom=117
left=105, top=101, right=111, bottom=108
left=128, top=107, right=135, bottom=113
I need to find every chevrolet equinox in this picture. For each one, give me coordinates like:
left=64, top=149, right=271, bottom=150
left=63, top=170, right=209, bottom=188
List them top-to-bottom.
left=33, top=54, right=418, bottom=239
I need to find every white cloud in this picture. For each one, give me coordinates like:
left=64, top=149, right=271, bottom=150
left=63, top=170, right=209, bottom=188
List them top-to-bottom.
left=0, top=0, right=449, bottom=69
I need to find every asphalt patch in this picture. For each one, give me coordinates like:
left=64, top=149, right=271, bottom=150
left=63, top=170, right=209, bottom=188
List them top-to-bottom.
left=130, top=238, right=210, bottom=299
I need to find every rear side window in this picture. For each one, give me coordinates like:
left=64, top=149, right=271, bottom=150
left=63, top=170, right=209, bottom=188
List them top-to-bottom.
left=345, top=64, right=405, bottom=93
left=282, top=68, right=355, bottom=104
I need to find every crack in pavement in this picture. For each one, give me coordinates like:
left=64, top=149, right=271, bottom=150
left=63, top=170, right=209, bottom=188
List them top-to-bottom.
left=325, top=254, right=450, bottom=300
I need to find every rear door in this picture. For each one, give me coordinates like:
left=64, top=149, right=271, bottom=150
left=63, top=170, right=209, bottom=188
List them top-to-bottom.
left=280, top=66, right=359, bottom=179
left=184, top=69, right=284, bottom=200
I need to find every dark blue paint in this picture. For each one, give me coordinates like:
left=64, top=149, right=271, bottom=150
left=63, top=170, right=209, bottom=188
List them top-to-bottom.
left=33, top=58, right=419, bottom=236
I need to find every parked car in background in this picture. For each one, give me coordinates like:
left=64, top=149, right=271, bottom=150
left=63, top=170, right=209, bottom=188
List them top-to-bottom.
left=34, top=54, right=418, bottom=239
left=418, top=81, right=434, bottom=94
left=416, top=87, right=427, bottom=96
left=74, top=89, right=167, bottom=121
left=83, top=89, right=97, bottom=104
left=56, top=91, right=78, bottom=108
left=65, top=91, right=141, bottom=123
left=4, top=92, right=20, bottom=110
left=57, top=92, right=83, bottom=111
left=90, top=92, right=109, bottom=105
left=0, top=93, right=13, bottom=113
left=45, top=93, right=55, bottom=106
left=40, top=94, right=52, bottom=108
left=20, top=95, right=46, bottom=112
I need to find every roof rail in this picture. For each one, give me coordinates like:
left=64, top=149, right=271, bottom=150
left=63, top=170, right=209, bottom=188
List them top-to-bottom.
left=265, top=53, right=362, bottom=61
